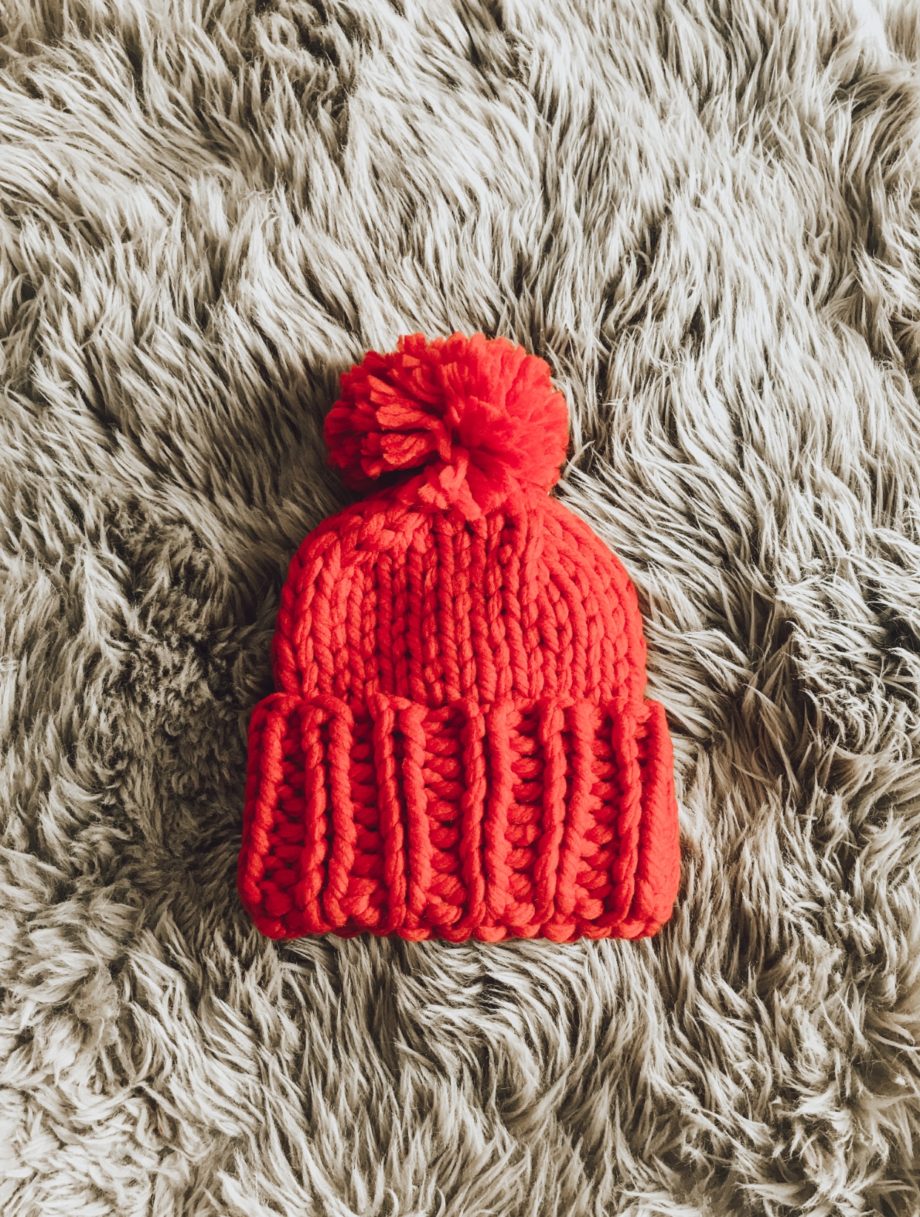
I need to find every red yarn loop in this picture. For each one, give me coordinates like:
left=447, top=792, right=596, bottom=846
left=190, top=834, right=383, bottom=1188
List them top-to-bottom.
left=324, top=332, right=570, bottom=513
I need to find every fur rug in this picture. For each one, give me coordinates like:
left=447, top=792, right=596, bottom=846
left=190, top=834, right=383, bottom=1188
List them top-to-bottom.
left=2, top=2, right=919, bottom=1214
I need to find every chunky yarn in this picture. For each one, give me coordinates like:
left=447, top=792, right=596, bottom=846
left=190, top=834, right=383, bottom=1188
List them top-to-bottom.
left=238, top=332, right=680, bottom=943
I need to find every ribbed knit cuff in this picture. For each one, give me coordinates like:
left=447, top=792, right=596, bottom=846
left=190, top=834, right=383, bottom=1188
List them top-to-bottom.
left=238, top=691, right=680, bottom=943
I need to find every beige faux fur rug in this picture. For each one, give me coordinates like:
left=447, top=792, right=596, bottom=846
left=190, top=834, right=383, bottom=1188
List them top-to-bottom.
left=2, top=2, right=920, bottom=1214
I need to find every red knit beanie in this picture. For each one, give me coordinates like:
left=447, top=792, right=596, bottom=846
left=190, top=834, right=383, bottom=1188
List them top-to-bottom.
left=238, top=333, right=680, bottom=943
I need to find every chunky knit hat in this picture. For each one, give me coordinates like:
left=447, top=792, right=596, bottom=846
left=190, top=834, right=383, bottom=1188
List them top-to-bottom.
left=238, top=333, right=680, bottom=943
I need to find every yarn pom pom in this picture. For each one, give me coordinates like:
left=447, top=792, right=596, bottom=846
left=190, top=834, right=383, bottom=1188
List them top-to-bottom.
left=323, top=332, right=569, bottom=513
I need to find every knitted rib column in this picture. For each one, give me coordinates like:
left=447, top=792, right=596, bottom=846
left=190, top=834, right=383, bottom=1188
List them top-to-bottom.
left=238, top=332, right=681, bottom=943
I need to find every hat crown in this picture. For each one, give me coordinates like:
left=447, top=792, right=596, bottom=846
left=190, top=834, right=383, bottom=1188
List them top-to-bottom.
left=271, top=492, right=647, bottom=715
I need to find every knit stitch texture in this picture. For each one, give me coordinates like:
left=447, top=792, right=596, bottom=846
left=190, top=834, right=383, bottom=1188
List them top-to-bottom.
left=238, top=333, right=680, bottom=941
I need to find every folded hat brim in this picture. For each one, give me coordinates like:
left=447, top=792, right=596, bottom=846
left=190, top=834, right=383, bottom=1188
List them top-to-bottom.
left=237, top=690, right=680, bottom=943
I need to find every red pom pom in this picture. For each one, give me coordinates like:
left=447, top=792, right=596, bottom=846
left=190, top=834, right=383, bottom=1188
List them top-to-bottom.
left=323, top=333, right=569, bottom=513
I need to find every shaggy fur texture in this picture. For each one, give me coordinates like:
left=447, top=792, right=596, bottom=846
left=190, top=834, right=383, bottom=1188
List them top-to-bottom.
left=2, top=1, right=920, bottom=1213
